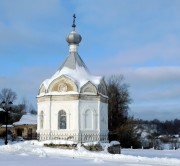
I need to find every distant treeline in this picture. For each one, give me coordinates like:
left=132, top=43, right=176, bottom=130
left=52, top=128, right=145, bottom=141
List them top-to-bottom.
left=137, top=119, right=180, bottom=135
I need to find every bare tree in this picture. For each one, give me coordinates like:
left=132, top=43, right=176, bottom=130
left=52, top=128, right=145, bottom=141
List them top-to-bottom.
left=106, top=75, right=140, bottom=148
left=107, top=75, right=132, bottom=131
left=0, top=88, right=17, bottom=104
left=20, top=97, right=28, bottom=113
left=28, top=104, right=37, bottom=114
left=115, top=117, right=141, bottom=148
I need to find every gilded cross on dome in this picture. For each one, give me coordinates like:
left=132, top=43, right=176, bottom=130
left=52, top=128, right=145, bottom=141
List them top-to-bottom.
left=72, top=14, right=76, bottom=29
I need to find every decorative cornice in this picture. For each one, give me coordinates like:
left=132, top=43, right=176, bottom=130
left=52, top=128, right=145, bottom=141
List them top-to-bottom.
left=37, top=93, right=108, bottom=103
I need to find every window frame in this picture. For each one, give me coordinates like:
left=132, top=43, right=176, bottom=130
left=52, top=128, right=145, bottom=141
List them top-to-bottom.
left=58, top=110, right=67, bottom=129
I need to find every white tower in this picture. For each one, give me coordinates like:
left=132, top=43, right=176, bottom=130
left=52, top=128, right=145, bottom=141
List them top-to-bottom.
left=37, top=14, right=108, bottom=142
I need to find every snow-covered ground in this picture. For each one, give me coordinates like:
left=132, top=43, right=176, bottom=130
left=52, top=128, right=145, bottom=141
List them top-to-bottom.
left=0, top=140, right=180, bottom=166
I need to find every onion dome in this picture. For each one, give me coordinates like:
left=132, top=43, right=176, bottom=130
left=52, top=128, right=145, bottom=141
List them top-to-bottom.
left=38, top=14, right=107, bottom=97
left=66, top=14, right=82, bottom=45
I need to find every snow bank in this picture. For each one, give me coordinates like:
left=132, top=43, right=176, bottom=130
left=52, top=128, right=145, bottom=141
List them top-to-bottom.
left=0, top=140, right=180, bottom=166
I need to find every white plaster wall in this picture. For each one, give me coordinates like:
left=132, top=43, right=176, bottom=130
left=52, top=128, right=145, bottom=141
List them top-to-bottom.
left=37, top=97, right=108, bottom=142
left=37, top=100, right=80, bottom=133
left=50, top=100, right=79, bottom=131
left=79, top=100, right=99, bottom=132
left=37, top=101, right=51, bottom=131
left=99, top=102, right=108, bottom=134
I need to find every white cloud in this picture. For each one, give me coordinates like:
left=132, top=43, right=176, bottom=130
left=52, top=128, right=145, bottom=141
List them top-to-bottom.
left=0, top=0, right=69, bottom=56
left=1, top=0, right=62, bottom=21
left=103, top=35, right=180, bottom=67
left=0, top=66, right=55, bottom=106
left=94, top=66, right=180, bottom=120
left=121, top=66, right=180, bottom=99
left=123, top=66, right=180, bottom=120
left=125, top=66, right=180, bottom=82
left=130, top=104, right=180, bottom=120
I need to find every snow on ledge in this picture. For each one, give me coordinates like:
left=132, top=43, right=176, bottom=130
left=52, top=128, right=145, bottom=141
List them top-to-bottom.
left=37, top=91, right=79, bottom=97
left=110, top=141, right=120, bottom=146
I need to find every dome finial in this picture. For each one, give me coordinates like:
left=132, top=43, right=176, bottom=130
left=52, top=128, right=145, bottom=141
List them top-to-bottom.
left=66, top=14, right=82, bottom=51
left=72, top=14, right=76, bottom=30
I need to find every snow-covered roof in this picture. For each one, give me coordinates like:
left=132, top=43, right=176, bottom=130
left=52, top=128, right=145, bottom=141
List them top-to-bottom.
left=40, top=51, right=102, bottom=94
left=59, top=52, right=88, bottom=71
left=42, top=53, right=102, bottom=91
left=13, top=113, right=37, bottom=126
left=1, top=125, right=14, bottom=128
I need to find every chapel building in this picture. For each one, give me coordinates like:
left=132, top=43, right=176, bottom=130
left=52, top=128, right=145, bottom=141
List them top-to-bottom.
left=37, top=15, right=108, bottom=142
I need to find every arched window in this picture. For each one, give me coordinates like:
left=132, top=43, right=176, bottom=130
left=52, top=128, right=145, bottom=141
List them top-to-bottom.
left=85, top=109, right=93, bottom=129
left=58, top=110, right=66, bottom=129
left=40, top=111, right=44, bottom=129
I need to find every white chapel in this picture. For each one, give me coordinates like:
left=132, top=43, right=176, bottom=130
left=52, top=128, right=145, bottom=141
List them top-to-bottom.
left=37, top=15, right=108, bottom=142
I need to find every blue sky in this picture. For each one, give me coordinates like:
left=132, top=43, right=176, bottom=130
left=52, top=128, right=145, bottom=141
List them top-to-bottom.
left=0, top=0, right=180, bottom=120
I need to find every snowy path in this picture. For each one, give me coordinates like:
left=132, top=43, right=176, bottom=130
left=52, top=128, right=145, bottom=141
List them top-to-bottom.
left=0, top=141, right=180, bottom=166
